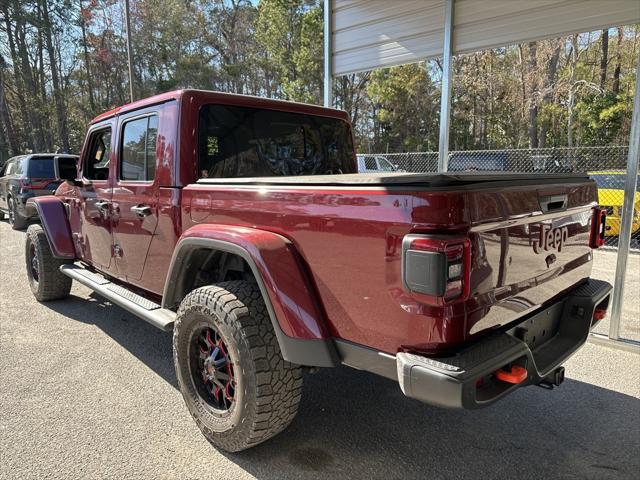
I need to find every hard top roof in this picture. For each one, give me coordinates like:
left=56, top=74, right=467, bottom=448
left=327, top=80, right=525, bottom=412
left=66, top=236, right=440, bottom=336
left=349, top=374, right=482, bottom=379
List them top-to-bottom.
left=91, top=89, right=350, bottom=124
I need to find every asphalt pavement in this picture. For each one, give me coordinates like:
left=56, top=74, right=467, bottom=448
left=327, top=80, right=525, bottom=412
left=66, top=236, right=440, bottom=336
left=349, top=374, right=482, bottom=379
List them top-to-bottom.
left=1, top=219, right=639, bottom=480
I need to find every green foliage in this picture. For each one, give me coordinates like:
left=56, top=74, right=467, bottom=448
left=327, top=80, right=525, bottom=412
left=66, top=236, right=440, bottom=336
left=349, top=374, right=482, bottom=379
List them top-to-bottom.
left=255, top=0, right=322, bottom=103
left=0, top=2, right=637, bottom=157
left=367, top=63, right=439, bottom=152
left=576, top=92, right=632, bottom=145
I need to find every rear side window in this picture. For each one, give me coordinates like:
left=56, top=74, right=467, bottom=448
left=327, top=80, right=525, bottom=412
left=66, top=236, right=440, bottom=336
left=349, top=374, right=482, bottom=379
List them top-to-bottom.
left=198, top=104, right=355, bottom=178
left=120, top=115, right=158, bottom=181
left=364, top=156, right=376, bottom=170
left=27, top=157, right=55, bottom=178
left=5, top=158, right=26, bottom=176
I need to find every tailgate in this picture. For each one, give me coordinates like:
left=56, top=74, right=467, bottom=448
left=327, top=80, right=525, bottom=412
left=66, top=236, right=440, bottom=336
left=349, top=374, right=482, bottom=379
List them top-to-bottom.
left=464, top=179, right=597, bottom=338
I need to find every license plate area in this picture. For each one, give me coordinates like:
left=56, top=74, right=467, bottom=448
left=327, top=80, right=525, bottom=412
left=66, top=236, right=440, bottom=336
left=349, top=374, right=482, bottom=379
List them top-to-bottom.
left=509, top=301, right=564, bottom=351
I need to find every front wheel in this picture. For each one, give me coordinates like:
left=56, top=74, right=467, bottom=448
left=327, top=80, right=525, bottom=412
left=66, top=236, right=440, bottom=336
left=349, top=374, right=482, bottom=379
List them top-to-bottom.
left=25, top=224, right=72, bottom=301
left=173, top=281, right=303, bottom=452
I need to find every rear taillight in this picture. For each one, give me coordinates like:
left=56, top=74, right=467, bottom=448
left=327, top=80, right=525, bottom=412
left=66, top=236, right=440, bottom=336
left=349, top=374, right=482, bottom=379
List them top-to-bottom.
left=18, top=179, right=32, bottom=194
left=589, top=208, right=606, bottom=249
left=402, top=235, right=471, bottom=306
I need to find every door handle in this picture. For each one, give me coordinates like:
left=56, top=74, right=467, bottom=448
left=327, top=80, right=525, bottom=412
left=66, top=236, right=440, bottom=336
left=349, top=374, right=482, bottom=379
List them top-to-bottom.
left=539, top=194, right=567, bottom=213
left=95, top=200, right=110, bottom=213
left=130, top=205, right=152, bottom=217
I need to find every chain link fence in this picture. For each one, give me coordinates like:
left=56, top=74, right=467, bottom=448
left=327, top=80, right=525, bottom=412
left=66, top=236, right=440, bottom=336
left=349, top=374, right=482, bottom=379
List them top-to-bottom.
left=369, top=146, right=639, bottom=250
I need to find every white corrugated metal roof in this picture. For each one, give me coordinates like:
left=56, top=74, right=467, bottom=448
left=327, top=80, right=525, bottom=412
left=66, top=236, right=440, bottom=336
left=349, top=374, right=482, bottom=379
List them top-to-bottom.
left=332, top=0, right=640, bottom=75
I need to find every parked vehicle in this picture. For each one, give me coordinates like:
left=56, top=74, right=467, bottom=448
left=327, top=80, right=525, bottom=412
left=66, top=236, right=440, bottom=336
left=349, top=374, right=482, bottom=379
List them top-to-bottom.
left=26, top=90, right=611, bottom=452
left=447, top=151, right=508, bottom=171
left=0, top=153, right=79, bottom=229
left=357, top=154, right=404, bottom=172
left=589, top=170, right=640, bottom=237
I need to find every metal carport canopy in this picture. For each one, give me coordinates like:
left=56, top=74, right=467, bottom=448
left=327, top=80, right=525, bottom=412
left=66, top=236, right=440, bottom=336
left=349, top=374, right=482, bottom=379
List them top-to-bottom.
left=322, top=0, right=640, bottom=347
left=329, top=0, right=640, bottom=76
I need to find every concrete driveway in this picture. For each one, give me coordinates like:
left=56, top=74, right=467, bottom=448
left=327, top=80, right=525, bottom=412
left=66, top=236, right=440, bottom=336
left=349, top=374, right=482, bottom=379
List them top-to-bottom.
left=1, top=220, right=639, bottom=479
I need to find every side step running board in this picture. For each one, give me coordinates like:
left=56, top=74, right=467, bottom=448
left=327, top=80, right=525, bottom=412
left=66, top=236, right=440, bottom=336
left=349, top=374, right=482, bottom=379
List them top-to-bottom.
left=60, top=264, right=175, bottom=332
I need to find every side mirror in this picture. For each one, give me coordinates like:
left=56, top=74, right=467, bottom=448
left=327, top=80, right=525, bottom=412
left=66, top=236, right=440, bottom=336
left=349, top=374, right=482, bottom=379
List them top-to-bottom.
left=55, top=156, right=82, bottom=186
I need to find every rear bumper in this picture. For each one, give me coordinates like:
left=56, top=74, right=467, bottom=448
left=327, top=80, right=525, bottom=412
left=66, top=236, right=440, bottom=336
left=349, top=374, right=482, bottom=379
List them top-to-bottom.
left=396, top=278, right=612, bottom=409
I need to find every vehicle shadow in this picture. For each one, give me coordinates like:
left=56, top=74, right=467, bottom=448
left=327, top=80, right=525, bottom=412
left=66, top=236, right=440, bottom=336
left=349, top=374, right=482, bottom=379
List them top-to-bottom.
left=43, top=291, right=177, bottom=389
left=43, top=292, right=640, bottom=480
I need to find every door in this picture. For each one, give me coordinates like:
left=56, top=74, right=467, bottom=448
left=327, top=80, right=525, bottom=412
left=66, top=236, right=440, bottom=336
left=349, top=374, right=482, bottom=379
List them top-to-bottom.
left=111, top=113, right=159, bottom=281
left=76, top=125, right=114, bottom=271
left=0, top=157, right=26, bottom=215
left=0, top=159, right=16, bottom=211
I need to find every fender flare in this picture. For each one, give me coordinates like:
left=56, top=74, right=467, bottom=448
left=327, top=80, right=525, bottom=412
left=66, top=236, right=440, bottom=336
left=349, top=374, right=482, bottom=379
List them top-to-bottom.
left=26, top=196, right=76, bottom=259
left=162, top=224, right=339, bottom=368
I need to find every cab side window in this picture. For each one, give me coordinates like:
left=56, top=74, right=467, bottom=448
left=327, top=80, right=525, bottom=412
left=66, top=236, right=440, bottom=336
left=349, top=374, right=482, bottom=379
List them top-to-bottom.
left=120, top=115, right=158, bottom=181
left=84, top=128, right=112, bottom=181
left=1, top=160, right=14, bottom=176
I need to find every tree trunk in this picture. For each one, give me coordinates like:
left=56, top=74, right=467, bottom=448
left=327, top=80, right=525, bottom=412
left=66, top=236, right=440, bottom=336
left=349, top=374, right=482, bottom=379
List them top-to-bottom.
left=41, top=0, right=70, bottom=152
left=79, top=0, right=96, bottom=113
left=4, top=3, right=43, bottom=151
left=36, top=13, right=53, bottom=152
left=612, top=27, right=623, bottom=95
left=599, top=29, right=609, bottom=91
left=567, top=35, right=579, bottom=148
left=527, top=42, right=538, bottom=148
left=539, top=42, right=561, bottom=148
left=518, top=45, right=527, bottom=133
left=0, top=61, right=20, bottom=155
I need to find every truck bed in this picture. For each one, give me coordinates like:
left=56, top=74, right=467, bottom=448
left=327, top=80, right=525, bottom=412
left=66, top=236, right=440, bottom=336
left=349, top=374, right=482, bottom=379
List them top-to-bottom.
left=197, top=171, right=591, bottom=187
left=187, top=172, right=598, bottom=355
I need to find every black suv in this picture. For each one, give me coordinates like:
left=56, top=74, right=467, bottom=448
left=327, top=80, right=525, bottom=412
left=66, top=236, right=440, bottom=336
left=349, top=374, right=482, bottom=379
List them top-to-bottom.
left=0, top=154, right=78, bottom=230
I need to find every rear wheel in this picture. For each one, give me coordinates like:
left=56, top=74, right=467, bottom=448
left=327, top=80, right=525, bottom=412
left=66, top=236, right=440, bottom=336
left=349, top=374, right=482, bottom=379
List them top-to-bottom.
left=9, top=197, right=28, bottom=230
left=25, top=224, right=72, bottom=301
left=173, top=281, right=303, bottom=452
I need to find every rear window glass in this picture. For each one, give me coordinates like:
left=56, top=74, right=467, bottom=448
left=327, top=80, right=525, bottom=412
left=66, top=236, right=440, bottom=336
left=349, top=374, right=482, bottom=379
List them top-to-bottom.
left=198, top=104, right=355, bottom=178
left=27, top=157, right=55, bottom=178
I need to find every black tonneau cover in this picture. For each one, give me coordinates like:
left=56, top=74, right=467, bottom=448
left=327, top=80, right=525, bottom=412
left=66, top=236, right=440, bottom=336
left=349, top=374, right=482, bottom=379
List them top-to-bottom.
left=197, top=172, right=591, bottom=188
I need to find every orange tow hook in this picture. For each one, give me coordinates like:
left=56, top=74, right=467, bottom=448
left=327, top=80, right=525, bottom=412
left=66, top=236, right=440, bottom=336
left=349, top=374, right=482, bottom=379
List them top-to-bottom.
left=495, top=365, right=528, bottom=384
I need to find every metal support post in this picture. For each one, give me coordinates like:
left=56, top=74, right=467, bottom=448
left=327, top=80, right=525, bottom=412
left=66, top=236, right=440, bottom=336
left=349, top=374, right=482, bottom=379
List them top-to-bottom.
left=438, top=0, right=454, bottom=172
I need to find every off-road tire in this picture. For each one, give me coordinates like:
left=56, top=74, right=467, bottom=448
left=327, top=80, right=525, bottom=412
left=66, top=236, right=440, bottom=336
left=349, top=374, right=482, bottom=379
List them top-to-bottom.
left=9, top=197, right=28, bottom=230
left=25, top=224, right=72, bottom=301
left=173, top=281, right=303, bottom=452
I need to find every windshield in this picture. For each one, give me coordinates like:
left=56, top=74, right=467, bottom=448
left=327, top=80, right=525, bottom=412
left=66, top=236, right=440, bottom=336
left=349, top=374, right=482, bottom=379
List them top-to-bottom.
left=198, top=104, right=355, bottom=178
left=27, top=157, right=56, bottom=178
left=377, top=157, right=396, bottom=171
left=590, top=173, right=640, bottom=192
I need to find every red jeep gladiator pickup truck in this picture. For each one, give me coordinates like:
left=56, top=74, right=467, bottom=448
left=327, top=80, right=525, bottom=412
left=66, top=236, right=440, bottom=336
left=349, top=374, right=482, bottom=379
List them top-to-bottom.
left=25, top=90, right=611, bottom=452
